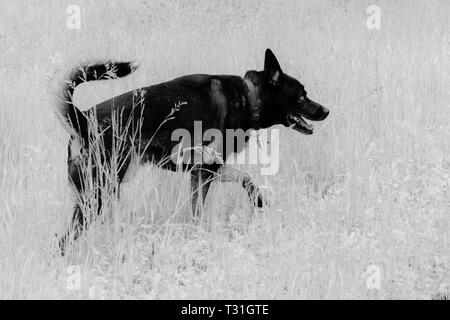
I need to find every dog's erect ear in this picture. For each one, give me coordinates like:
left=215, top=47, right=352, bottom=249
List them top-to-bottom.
left=264, top=49, right=282, bottom=86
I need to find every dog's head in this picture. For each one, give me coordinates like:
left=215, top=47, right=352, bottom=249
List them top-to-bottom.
left=258, top=49, right=329, bottom=135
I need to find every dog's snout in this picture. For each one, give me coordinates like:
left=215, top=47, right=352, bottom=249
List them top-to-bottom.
left=311, top=104, right=329, bottom=121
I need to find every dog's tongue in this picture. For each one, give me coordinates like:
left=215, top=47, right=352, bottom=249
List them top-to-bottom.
left=289, top=114, right=313, bottom=131
left=297, top=116, right=313, bottom=131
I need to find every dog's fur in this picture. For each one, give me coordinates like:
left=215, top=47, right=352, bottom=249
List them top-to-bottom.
left=56, top=49, right=329, bottom=255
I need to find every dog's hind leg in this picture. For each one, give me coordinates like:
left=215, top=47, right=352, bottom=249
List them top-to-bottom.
left=59, top=147, right=131, bottom=256
left=58, top=153, right=90, bottom=256
left=217, top=166, right=266, bottom=208
left=190, top=168, right=216, bottom=222
left=58, top=204, right=87, bottom=256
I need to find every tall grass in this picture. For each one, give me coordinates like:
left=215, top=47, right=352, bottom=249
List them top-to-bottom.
left=0, top=0, right=449, bottom=299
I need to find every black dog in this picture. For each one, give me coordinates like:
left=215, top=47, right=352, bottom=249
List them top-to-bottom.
left=57, top=49, right=329, bottom=254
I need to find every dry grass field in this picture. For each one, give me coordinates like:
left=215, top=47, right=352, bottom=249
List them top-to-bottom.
left=0, top=0, right=449, bottom=299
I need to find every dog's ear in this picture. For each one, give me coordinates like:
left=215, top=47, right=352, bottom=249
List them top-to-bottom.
left=264, top=49, right=282, bottom=86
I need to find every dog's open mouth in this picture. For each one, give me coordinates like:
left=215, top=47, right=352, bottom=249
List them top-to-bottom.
left=287, top=112, right=314, bottom=135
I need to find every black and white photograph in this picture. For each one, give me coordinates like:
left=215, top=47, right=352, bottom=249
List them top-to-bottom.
left=0, top=0, right=449, bottom=302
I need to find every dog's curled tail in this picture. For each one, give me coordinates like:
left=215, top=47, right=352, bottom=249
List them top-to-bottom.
left=57, top=61, right=140, bottom=136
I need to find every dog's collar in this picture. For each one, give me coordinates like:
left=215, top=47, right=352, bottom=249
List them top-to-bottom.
left=243, top=76, right=262, bottom=130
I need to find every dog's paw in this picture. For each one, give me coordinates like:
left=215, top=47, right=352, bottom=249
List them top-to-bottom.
left=254, top=192, right=269, bottom=209
left=192, top=215, right=201, bottom=227
left=53, top=236, right=67, bottom=258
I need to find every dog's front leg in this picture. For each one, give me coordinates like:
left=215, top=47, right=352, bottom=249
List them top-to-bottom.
left=217, top=166, right=266, bottom=208
left=190, top=168, right=215, bottom=222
